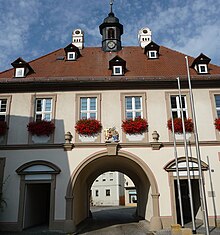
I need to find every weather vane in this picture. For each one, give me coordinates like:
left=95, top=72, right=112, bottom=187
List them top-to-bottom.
left=110, top=0, right=114, bottom=13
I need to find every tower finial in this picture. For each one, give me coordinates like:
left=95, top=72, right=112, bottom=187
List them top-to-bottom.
left=110, top=0, right=114, bottom=13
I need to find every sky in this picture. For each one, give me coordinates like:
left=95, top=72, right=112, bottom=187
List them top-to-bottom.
left=0, top=0, right=220, bottom=72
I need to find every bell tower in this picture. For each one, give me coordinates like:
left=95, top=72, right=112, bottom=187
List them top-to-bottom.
left=99, top=1, right=123, bottom=52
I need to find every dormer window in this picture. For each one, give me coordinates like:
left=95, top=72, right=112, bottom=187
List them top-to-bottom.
left=144, top=41, right=160, bottom=59
left=64, top=43, right=80, bottom=61
left=148, top=50, right=157, bottom=59
left=67, top=52, right=76, bottom=61
left=191, top=53, right=211, bottom=74
left=109, top=56, right=126, bottom=76
left=11, top=57, right=34, bottom=78
left=198, top=64, right=208, bottom=74
left=113, top=66, right=123, bottom=75
left=15, top=68, right=25, bottom=77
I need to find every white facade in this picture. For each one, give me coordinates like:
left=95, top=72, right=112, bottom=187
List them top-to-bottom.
left=91, top=171, right=124, bottom=206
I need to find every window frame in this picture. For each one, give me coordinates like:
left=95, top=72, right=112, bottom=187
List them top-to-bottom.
left=148, top=50, right=157, bottom=59
left=67, top=52, right=76, bottom=61
left=198, top=64, right=208, bottom=74
left=113, top=66, right=123, bottom=76
left=15, top=68, right=25, bottom=78
left=165, top=91, right=193, bottom=141
left=210, top=91, right=220, bottom=140
left=121, top=92, right=148, bottom=143
left=75, top=93, right=101, bottom=143
left=29, top=94, right=57, bottom=143
left=170, top=95, right=188, bottom=119
left=0, top=96, right=12, bottom=144
left=125, top=96, right=143, bottom=120
left=80, top=97, right=98, bottom=120
left=35, top=98, right=53, bottom=122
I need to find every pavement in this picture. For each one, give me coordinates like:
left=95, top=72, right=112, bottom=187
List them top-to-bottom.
left=0, top=206, right=219, bottom=235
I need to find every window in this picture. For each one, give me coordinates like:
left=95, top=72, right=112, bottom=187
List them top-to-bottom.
left=108, top=28, right=115, bottom=39
left=148, top=50, right=157, bottom=59
left=67, top=52, right=76, bottom=60
left=198, top=64, right=208, bottom=74
left=113, top=66, right=123, bottom=75
left=15, top=68, right=25, bottom=77
left=170, top=95, right=188, bottom=119
left=214, top=95, right=220, bottom=118
left=125, top=96, right=143, bottom=119
left=80, top=97, right=97, bottom=119
left=35, top=98, right=52, bottom=121
left=0, top=99, right=7, bottom=121
left=106, top=189, right=110, bottom=196
left=95, top=190, right=99, bottom=197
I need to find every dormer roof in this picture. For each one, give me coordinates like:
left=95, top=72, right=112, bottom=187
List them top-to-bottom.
left=144, top=41, right=160, bottom=54
left=64, top=43, right=81, bottom=56
left=191, top=53, right=211, bottom=67
left=109, top=55, right=126, bottom=69
left=11, top=57, right=34, bottom=77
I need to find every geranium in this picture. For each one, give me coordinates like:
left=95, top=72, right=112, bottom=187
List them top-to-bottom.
left=122, top=117, right=148, bottom=135
left=167, top=118, right=194, bottom=134
left=214, top=118, right=220, bottom=131
left=75, top=119, right=102, bottom=136
left=27, top=120, right=55, bottom=136
left=0, top=121, right=8, bottom=136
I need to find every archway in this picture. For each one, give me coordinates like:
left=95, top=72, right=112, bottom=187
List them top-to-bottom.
left=65, top=150, right=161, bottom=232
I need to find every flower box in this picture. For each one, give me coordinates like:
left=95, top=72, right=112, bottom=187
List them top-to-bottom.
left=122, top=117, right=148, bottom=135
left=167, top=118, right=193, bottom=134
left=214, top=118, right=220, bottom=131
left=75, top=119, right=102, bottom=137
left=27, top=120, right=55, bottom=136
left=0, top=121, right=8, bottom=136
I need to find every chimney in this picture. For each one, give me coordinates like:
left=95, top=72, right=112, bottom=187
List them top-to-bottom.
left=138, top=27, right=152, bottom=48
left=72, top=29, right=84, bottom=49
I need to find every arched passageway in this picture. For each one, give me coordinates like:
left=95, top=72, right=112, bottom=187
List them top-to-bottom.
left=65, top=150, right=162, bottom=232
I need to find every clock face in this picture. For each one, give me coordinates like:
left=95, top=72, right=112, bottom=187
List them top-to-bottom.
left=107, top=41, right=116, bottom=49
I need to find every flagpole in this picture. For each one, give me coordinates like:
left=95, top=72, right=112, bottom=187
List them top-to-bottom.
left=185, top=56, right=210, bottom=235
left=177, top=77, right=196, bottom=233
left=170, top=105, right=184, bottom=227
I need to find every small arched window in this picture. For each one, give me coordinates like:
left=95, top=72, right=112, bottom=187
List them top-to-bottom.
left=108, top=28, right=115, bottom=39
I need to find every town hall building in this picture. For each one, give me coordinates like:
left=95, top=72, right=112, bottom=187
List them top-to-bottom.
left=0, top=3, right=220, bottom=233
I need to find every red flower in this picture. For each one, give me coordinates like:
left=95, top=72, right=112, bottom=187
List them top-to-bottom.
left=122, top=117, right=148, bottom=135
left=167, top=118, right=194, bottom=133
left=214, top=118, right=220, bottom=131
left=75, top=119, right=102, bottom=136
left=27, top=120, right=55, bottom=136
left=0, top=121, right=8, bottom=136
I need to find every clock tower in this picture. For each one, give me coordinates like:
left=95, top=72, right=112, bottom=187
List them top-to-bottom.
left=99, top=1, right=123, bottom=52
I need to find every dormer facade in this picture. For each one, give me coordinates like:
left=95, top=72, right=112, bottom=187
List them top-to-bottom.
left=99, top=7, right=123, bottom=52
left=138, top=27, right=152, bottom=48
left=72, top=29, right=84, bottom=49
left=144, top=41, right=160, bottom=59
left=64, top=43, right=81, bottom=61
left=191, top=53, right=211, bottom=74
left=109, top=56, right=126, bottom=76
left=11, top=57, right=34, bottom=78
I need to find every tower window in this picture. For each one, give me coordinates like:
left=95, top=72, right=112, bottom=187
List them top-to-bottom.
left=108, top=28, right=115, bottom=39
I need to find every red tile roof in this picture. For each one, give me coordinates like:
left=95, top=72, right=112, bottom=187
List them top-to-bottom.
left=0, top=46, right=220, bottom=81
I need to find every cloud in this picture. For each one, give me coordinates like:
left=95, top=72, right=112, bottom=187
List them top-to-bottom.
left=0, top=0, right=219, bottom=71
